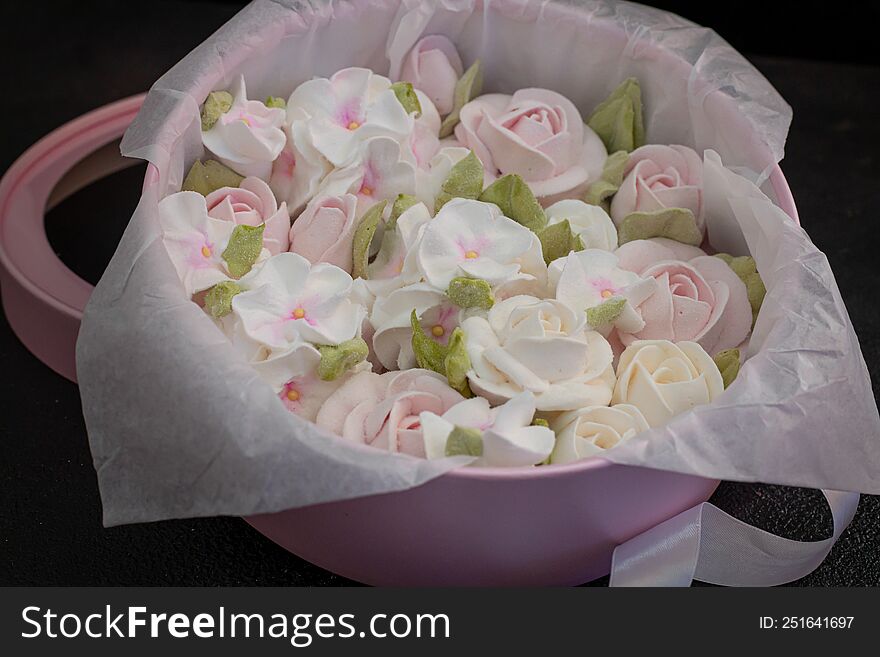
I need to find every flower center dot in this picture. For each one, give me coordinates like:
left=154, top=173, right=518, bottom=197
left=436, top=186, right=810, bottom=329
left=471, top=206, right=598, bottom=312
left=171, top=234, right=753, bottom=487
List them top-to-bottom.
left=240, top=117, right=252, bottom=127
left=347, top=120, right=361, bottom=130
left=360, top=186, right=373, bottom=196
left=201, top=246, right=212, bottom=258
left=464, top=250, right=479, bottom=259
left=601, top=289, right=613, bottom=299
left=292, top=307, right=306, bottom=319
left=431, top=325, right=445, bottom=337
left=286, top=389, right=300, bottom=402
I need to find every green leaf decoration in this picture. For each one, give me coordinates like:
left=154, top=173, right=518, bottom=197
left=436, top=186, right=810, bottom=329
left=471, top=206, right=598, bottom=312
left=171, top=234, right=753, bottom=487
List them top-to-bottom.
left=439, top=59, right=483, bottom=138
left=586, top=78, right=645, bottom=153
left=389, top=81, right=422, bottom=117
left=200, top=90, right=234, bottom=131
left=265, top=95, right=286, bottom=109
left=584, top=150, right=629, bottom=210
left=434, top=151, right=484, bottom=211
left=181, top=160, right=244, bottom=196
left=478, top=173, right=547, bottom=233
left=388, top=194, right=419, bottom=228
left=351, top=200, right=388, bottom=280
left=617, top=207, right=702, bottom=246
left=537, top=220, right=585, bottom=265
left=221, top=224, right=264, bottom=278
left=715, top=253, right=767, bottom=325
left=447, top=277, right=494, bottom=310
left=204, top=281, right=242, bottom=318
left=585, top=297, right=627, bottom=329
left=411, top=309, right=448, bottom=374
left=411, top=311, right=473, bottom=396
left=444, top=327, right=473, bottom=397
left=317, top=338, right=369, bottom=381
left=713, top=348, right=741, bottom=389
left=532, top=417, right=550, bottom=429
left=445, top=425, right=484, bottom=457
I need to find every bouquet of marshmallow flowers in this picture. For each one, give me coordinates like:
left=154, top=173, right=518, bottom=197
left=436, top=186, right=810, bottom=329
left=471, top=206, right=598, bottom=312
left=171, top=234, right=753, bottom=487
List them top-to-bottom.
left=161, top=36, right=763, bottom=469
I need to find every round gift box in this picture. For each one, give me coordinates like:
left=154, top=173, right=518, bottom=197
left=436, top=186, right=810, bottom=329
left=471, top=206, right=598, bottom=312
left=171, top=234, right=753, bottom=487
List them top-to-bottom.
left=0, top=4, right=799, bottom=586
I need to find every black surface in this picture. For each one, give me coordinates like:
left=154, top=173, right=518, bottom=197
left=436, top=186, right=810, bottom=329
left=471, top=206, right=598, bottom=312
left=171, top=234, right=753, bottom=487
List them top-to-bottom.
left=1, top=1, right=879, bottom=586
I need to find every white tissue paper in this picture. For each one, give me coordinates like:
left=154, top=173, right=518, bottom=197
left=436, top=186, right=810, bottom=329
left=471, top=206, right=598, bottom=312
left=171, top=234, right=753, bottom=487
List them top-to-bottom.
left=76, top=0, right=880, bottom=526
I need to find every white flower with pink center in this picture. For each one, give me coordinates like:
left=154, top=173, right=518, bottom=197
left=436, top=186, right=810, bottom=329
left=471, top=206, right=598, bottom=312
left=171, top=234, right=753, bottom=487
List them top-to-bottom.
left=287, top=67, right=414, bottom=167
left=202, top=76, right=287, bottom=180
left=316, top=136, right=417, bottom=216
left=159, top=191, right=268, bottom=296
left=416, top=198, right=547, bottom=292
left=552, top=249, right=656, bottom=335
left=231, top=252, right=364, bottom=350
left=370, top=282, right=461, bottom=370
left=247, top=343, right=371, bottom=422
left=419, top=392, right=555, bottom=467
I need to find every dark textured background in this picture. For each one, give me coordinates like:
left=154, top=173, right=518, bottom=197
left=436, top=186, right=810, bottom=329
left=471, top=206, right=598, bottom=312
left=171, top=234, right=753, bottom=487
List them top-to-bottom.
left=1, top=1, right=878, bottom=586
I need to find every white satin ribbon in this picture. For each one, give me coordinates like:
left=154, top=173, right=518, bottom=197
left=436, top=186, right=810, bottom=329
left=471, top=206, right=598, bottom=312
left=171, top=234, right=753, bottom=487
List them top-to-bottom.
left=609, top=490, right=860, bottom=586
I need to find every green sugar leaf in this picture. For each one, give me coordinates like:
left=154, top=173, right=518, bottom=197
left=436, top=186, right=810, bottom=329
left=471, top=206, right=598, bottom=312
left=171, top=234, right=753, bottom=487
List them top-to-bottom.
left=439, top=59, right=483, bottom=138
left=587, top=78, right=645, bottom=153
left=389, top=81, right=422, bottom=117
left=200, top=90, right=234, bottom=131
left=265, top=95, right=286, bottom=109
left=584, top=150, right=629, bottom=210
left=435, top=151, right=484, bottom=210
left=181, top=160, right=244, bottom=196
left=479, top=173, right=547, bottom=233
left=388, top=194, right=419, bottom=228
left=351, top=200, right=388, bottom=280
left=617, top=207, right=703, bottom=246
left=537, top=219, right=585, bottom=265
left=221, top=224, right=264, bottom=278
left=715, top=253, right=766, bottom=325
left=447, top=277, right=494, bottom=310
left=204, top=281, right=242, bottom=318
left=586, top=297, right=627, bottom=329
left=411, top=310, right=449, bottom=375
left=444, top=327, right=473, bottom=397
left=317, top=338, right=369, bottom=381
left=713, top=348, right=741, bottom=389
left=445, top=425, right=484, bottom=457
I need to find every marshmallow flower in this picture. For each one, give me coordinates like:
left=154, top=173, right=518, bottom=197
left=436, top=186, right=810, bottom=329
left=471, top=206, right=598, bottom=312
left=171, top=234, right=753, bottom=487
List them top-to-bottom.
left=399, top=35, right=463, bottom=115
left=286, top=67, right=414, bottom=167
left=202, top=76, right=287, bottom=180
left=454, top=89, right=607, bottom=200
left=317, top=136, right=417, bottom=216
left=610, top=145, right=704, bottom=231
left=205, top=176, right=290, bottom=255
left=159, top=191, right=267, bottom=296
left=289, top=193, right=359, bottom=273
left=416, top=198, right=547, bottom=292
left=544, top=199, right=618, bottom=252
left=615, top=238, right=752, bottom=355
left=553, top=249, right=657, bottom=335
left=231, top=252, right=364, bottom=351
left=370, top=283, right=460, bottom=370
left=462, top=295, right=615, bottom=411
left=612, top=340, right=723, bottom=428
left=315, top=369, right=464, bottom=456
left=420, top=392, right=555, bottom=467
left=550, top=404, right=649, bottom=464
